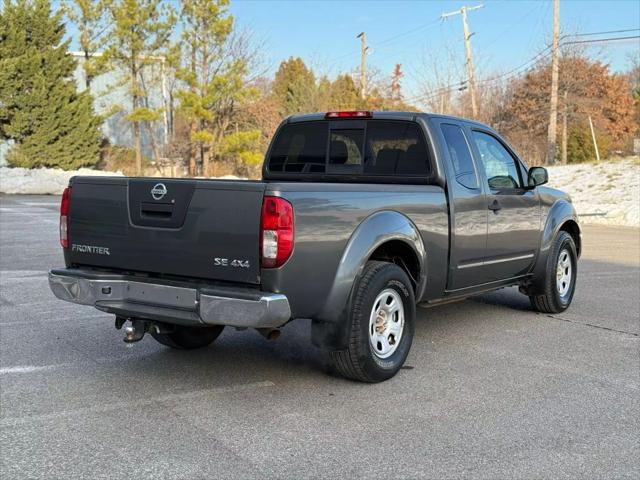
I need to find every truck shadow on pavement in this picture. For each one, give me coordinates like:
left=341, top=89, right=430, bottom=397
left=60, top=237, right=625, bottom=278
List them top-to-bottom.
left=90, top=256, right=639, bottom=385
left=115, top=288, right=537, bottom=384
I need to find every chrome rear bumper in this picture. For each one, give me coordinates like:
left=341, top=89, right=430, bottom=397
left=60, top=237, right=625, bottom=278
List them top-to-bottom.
left=48, top=269, right=291, bottom=329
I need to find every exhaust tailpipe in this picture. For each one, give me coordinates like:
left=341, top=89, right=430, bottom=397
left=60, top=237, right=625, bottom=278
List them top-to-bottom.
left=256, top=328, right=281, bottom=341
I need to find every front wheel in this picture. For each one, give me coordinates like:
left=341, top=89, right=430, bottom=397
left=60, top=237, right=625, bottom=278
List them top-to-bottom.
left=529, top=231, right=578, bottom=313
left=330, top=261, right=415, bottom=383
left=151, top=325, right=224, bottom=350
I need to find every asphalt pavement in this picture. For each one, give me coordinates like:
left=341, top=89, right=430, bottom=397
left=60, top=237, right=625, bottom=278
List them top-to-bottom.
left=1, top=194, right=638, bottom=479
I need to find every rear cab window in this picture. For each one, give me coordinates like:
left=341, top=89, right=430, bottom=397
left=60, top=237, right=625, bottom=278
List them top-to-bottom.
left=265, top=119, right=432, bottom=182
left=267, top=123, right=328, bottom=173
left=439, top=123, right=479, bottom=190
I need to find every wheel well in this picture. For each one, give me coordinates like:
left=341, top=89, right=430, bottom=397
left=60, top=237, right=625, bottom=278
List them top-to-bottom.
left=560, top=220, right=581, bottom=257
left=369, top=240, right=420, bottom=290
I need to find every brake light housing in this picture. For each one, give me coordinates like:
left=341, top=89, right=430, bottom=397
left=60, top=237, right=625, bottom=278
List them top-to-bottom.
left=325, top=111, right=372, bottom=119
left=60, top=187, right=71, bottom=248
left=260, top=196, right=294, bottom=268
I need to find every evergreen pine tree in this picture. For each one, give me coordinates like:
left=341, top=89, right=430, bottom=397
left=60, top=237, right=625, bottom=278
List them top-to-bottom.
left=0, top=0, right=102, bottom=169
left=273, top=57, right=317, bottom=116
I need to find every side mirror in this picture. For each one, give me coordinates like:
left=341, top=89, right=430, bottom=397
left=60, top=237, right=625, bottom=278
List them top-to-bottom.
left=528, top=166, right=548, bottom=188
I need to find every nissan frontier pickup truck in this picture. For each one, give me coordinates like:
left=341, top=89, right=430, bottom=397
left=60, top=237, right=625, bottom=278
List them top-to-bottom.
left=49, top=111, right=580, bottom=382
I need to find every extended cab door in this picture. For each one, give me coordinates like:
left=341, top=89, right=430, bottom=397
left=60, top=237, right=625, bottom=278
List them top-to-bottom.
left=434, top=120, right=489, bottom=290
left=467, top=128, right=541, bottom=281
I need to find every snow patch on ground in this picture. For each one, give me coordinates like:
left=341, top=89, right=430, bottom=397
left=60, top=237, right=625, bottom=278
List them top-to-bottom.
left=546, top=158, right=639, bottom=227
left=0, top=167, right=123, bottom=195
left=0, top=167, right=245, bottom=195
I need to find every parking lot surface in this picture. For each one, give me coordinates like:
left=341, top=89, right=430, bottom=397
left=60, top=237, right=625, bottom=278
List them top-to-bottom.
left=1, top=194, right=638, bottom=479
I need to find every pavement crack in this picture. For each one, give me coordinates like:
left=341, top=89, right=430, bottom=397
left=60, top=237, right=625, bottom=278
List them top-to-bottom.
left=545, top=314, right=639, bottom=337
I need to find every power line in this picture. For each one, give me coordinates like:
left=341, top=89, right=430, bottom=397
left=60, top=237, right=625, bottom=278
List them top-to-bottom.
left=525, top=0, right=552, bottom=54
left=483, top=2, right=543, bottom=49
left=325, top=17, right=442, bottom=69
left=373, top=18, right=442, bottom=48
left=566, top=28, right=640, bottom=37
left=406, top=30, right=639, bottom=106
left=562, top=35, right=640, bottom=45
left=404, top=45, right=552, bottom=104
left=475, top=46, right=553, bottom=86
left=404, top=81, right=469, bottom=104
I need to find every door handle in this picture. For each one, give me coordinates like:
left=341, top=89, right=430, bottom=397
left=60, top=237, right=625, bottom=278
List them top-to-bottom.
left=488, top=199, right=502, bottom=212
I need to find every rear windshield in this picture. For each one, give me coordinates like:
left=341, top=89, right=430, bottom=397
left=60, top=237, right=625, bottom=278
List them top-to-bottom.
left=266, top=120, right=431, bottom=180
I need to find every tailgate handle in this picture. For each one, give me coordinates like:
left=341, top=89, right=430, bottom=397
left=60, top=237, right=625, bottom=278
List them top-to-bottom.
left=140, top=202, right=173, bottom=219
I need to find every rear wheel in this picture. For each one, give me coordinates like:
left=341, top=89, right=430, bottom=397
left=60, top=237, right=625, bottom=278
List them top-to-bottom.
left=529, top=231, right=577, bottom=313
left=330, top=261, right=415, bottom=383
left=151, top=325, right=224, bottom=350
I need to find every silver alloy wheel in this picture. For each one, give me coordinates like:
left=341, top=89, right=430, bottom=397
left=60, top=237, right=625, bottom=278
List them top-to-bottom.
left=556, top=248, right=572, bottom=297
left=369, top=288, right=405, bottom=359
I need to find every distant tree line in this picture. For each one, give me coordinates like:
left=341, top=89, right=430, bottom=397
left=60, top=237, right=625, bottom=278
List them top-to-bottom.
left=1, top=0, right=638, bottom=176
left=415, top=44, right=638, bottom=165
left=494, top=56, right=637, bottom=164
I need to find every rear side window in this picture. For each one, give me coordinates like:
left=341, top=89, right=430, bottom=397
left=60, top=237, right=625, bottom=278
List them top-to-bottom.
left=266, top=120, right=431, bottom=179
left=268, top=122, right=328, bottom=173
left=364, top=122, right=430, bottom=175
left=440, top=124, right=478, bottom=189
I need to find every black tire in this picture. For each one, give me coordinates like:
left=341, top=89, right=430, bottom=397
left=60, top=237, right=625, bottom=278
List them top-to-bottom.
left=529, top=231, right=577, bottom=313
left=330, top=261, right=415, bottom=383
left=151, top=325, right=224, bottom=350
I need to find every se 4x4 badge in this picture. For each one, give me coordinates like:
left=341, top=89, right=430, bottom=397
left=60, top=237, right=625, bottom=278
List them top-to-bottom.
left=214, top=258, right=250, bottom=268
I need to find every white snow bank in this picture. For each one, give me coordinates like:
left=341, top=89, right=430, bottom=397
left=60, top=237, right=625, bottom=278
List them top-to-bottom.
left=546, top=158, right=639, bottom=227
left=1, top=159, right=638, bottom=226
left=0, top=166, right=123, bottom=195
left=0, top=167, right=247, bottom=195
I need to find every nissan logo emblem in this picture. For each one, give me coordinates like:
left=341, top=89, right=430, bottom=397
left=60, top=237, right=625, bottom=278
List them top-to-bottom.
left=151, top=183, right=167, bottom=200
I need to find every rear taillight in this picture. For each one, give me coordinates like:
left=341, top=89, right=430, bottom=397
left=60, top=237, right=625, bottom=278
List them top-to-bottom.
left=60, top=187, right=71, bottom=248
left=260, top=196, right=293, bottom=268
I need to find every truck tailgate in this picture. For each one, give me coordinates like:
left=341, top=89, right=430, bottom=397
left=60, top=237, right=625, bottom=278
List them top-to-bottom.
left=67, top=177, right=265, bottom=284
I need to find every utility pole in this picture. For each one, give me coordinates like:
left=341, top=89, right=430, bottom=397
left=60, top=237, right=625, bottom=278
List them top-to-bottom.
left=545, top=0, right=560, bottom=165
left=442, top=4, right=483, bottom=118
left=356, top=32, right=368, bottom=99
left=160, top=58, right=169, bottom=154
left=561, top=90, right=568, bottom=164
left=588, top=116, right=601, bottom=162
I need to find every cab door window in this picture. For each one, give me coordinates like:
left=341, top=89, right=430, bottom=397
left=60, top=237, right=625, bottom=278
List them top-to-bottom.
left=471, top=131, right=522, bottom=190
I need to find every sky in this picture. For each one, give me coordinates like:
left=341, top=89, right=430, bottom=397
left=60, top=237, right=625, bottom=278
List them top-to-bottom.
left=57, top=0, right=640, bottom=107
left=227, top=0, right=640, bottom=101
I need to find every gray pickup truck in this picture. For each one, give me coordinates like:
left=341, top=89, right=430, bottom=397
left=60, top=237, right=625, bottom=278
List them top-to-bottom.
left=49, top=111, right=580, bottom=382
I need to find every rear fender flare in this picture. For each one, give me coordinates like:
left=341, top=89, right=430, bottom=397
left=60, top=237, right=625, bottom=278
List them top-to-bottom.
left=317, top=210, right=426, bottom=323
